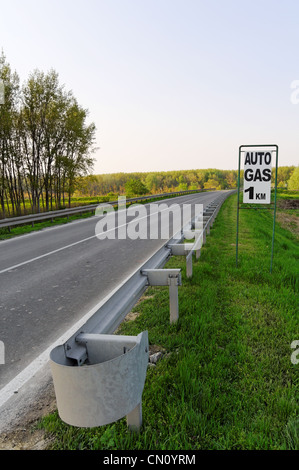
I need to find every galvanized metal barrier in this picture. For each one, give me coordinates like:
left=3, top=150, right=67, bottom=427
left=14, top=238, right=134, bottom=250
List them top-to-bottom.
left=49, top=190, right=234, bottom=432
left=50, top=331, right=149, bottom=431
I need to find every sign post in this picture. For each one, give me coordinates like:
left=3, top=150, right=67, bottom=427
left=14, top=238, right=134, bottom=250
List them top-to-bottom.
left=236, top=144, right=278, bottom=273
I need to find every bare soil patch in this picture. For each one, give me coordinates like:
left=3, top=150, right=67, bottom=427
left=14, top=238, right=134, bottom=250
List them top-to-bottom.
left=277, top=199, right=299, bottom=210
left=276, top=203, right=299, bottom=239
left=0, top=385, right=57, bottom=450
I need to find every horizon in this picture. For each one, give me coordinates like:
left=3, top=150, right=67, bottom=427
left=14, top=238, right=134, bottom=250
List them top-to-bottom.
left=91, top=164, right=295, bottom=177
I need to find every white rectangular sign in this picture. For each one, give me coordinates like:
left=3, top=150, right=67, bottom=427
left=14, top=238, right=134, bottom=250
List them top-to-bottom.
left=243, top=150, right=272, bottom=204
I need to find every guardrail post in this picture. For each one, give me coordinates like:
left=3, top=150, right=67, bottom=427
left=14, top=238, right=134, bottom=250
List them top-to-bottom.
left=203, top=216, right=211, bottom=234
left=186, top=230, right=202, bottom=258
left=167, top=243, right=194, bottom=278
left=186, top=251, right=193, bottom=278
left=141, top=269, right=182, bottom=323
left=168, top=275, right=179, bottom=323
left=126, top=403, right=143, bottom=432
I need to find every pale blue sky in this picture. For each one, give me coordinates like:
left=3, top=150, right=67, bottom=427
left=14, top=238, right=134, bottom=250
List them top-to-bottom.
left=1, top=0, right=299, bottom=174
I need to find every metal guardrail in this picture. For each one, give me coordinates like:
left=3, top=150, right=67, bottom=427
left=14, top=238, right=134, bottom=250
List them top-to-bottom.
left=0, top=189, right=216, bottom=230
left=49, top=190, right=235, bottom=431
left=63, top=191, right=235, bottom=360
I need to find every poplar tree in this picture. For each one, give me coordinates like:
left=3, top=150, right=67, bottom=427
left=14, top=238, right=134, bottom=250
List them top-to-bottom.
left=0, top=52, right=97, bottom=216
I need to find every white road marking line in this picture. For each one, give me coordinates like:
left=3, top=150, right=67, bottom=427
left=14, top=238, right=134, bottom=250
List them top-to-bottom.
left=0, top=234, right=98, bottom=275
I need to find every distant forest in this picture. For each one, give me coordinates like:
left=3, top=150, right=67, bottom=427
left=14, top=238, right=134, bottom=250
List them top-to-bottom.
left=76, top=166, right=296, bottom=198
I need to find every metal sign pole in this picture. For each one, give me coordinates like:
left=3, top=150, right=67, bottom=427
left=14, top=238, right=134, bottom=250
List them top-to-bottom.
left=236, top=146, right=241, bottom=267
left=270, top=148, right=279, bottom=273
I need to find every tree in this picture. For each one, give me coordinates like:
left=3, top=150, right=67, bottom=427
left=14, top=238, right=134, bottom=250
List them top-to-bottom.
left=0, top=51, right=22, bottom=217
left=0, top=54, right=97, bottom=217
left=17, top=67, right=96, bottom=212
left=19, top=69, right=69, bottom=212
left=58, top=99, right=96, bottom=207
left=276, top=166, right=295, bottom=188
left=288, top=166, right=299, bottom=190
left=226, top=170, right=237, bottom=188
left=145, top=173, right=163, bottom=193
left=204, top=173, right=222, bottom=190
left=125, top=179, right=148, bottom=197
left=177, top=182, right=188, bottom=191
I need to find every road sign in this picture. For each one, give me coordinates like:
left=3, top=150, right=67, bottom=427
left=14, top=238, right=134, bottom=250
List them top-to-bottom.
left=236, top=144, right=278, bottom=273
left=243, top=150, right=273, bottom=204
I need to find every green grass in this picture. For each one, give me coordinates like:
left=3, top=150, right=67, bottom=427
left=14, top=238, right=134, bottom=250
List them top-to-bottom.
left=276, top=189, right=299, bottom=200
left=38, top=193, right=298, bottom=450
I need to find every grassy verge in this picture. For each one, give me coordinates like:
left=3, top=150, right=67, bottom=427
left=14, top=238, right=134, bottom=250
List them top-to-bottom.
left=38, top=193, right=298, bottom=450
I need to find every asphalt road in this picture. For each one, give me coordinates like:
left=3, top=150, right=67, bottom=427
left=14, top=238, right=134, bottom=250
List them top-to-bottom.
left=0, top=191, right=227, bottom=393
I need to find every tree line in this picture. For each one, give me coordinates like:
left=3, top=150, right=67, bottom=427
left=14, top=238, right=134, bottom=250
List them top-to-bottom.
left=0, top=52, right=96, bottom=217
left=76, top=166, right=296, bottom=198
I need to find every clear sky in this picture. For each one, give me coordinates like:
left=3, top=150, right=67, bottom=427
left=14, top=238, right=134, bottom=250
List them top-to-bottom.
left=1, top=0, right=299, bottom=174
